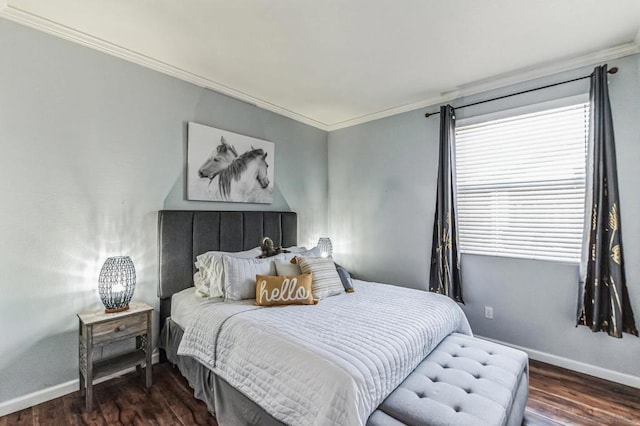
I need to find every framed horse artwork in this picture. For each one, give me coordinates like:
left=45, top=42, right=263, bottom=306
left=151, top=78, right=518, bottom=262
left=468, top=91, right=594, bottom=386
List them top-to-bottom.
left=187, top=122, right=275, bottom=204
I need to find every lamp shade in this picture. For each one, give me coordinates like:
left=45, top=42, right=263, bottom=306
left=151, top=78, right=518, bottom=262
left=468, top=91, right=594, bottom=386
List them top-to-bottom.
left=317, top=237, right=333, bottom=258
left=98, top=256, right=136, bottom=313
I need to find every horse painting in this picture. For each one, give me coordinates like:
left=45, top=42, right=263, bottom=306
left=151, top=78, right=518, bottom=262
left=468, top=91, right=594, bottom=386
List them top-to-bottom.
left=187, top=122, right=274, bottom=203
left=197, top=136, right=238, bottom=181
left=213, top=148, right=271, bottom=203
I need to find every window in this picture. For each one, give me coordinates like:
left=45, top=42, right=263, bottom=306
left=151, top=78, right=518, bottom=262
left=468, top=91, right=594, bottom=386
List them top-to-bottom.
left=454, top=102, right=589, bottom=263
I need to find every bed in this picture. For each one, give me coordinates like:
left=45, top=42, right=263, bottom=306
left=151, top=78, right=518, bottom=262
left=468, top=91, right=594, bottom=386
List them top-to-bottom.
left=157, top=210, right=475, bottom=425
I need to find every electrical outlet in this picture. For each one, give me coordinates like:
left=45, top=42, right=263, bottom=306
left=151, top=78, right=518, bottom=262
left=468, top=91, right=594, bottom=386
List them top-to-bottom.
left=484, top=306, right=494, bottom=319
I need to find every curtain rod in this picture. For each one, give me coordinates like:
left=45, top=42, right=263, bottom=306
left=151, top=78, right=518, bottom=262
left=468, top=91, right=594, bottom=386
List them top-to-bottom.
left=424, top=66, right=618, bottom=118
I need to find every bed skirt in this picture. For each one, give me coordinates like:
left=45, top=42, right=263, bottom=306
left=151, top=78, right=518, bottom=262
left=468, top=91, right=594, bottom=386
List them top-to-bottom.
left=160, top=318, right=285, bottom=426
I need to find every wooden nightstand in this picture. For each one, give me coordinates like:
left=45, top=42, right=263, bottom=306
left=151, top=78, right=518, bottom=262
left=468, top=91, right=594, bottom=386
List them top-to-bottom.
left=77, top=302, right=153, bottom=412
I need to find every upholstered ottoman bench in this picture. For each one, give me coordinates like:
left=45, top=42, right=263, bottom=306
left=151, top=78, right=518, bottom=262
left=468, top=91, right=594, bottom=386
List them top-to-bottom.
left=368, top=333, right=529, bottom=426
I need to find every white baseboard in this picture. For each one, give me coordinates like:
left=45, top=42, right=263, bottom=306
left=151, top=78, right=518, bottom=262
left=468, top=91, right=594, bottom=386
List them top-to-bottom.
left=476, top=335, right=640, bottom=389
left=3, top=342, right=638, bottom=417
left=0, top=351, right=160, bottom=417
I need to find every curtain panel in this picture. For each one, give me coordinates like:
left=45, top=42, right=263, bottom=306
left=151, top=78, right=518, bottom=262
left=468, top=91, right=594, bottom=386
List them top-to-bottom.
left=577, top=65, right=638, bottom=337
left=429, top=105, right=464, bottom=303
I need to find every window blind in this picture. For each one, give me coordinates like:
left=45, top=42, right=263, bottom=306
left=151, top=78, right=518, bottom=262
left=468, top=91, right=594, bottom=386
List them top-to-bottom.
left=454, top=102, right=589, bottom=263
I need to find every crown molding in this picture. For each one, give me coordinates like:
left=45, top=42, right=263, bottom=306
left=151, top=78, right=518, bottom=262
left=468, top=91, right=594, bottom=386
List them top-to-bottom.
left=2, top=3, right=639, bottom=133
left=0, top=4, right=330, bottom=131
left=327, top=41, right=640, bottom=131
left=452, top=42, right=640, bottom=99
left=326, top=94, right=455, bottom=131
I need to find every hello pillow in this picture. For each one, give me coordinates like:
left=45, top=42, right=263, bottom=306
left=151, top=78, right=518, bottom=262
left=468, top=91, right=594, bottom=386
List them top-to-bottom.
left=255, top=274, right=316, bottom=306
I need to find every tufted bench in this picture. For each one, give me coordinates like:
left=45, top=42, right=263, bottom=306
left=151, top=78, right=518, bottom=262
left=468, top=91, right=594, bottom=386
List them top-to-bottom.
left=368, top=333, right=529, bottom=426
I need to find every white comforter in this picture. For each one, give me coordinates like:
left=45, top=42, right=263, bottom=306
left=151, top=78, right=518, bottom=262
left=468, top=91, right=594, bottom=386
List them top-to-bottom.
left=178, top=280, right=472, bottom=426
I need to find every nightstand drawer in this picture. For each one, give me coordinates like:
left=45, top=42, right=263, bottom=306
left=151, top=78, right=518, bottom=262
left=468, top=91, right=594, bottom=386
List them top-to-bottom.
left=92, top=314, right=147, bottom=345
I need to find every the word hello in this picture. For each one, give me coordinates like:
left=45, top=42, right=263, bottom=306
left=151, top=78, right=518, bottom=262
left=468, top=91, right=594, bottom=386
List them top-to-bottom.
left=258, top=278, right=310, bottom=303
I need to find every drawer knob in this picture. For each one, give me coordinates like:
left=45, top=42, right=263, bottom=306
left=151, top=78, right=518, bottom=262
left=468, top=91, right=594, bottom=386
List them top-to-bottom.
left=117, top=324, right=127, bottom=331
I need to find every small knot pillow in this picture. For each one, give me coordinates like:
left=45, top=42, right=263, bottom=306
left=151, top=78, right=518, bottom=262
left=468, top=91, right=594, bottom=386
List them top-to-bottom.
left=296, top=257, right=344, bottom=300
left=256, top=273, right=316, bottom=306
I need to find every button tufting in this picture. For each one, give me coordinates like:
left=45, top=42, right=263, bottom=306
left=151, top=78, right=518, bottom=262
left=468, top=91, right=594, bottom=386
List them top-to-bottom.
left=368, top=334, right=528, bottom=425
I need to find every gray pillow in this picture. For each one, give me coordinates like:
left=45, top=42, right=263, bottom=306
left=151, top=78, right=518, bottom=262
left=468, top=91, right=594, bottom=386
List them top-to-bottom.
left=334, top=263, right=354, bottom=293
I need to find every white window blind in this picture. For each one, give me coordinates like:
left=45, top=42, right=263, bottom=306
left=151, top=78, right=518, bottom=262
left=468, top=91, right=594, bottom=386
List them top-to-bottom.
left=455, top=102, right=589, bottom=263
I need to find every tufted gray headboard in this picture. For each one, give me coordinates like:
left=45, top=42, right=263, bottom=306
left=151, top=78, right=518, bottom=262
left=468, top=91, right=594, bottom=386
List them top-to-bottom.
left=157, top=210, right=297, bottom=328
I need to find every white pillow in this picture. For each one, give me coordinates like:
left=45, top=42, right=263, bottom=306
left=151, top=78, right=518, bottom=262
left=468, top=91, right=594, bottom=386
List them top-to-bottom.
left=195, top=246, right=261, bottom=267
left=279, top=246, right=322, bottom=263
left=285, top=246, right=308, bottom=253
left=299, top=246, right=322, bottom=257
left=193, top=247, right=261, bottom=298
left=223, top=255, right=282, bottom=301
left=296, top=256, right=344, bottom=300
left=275, top=260, right=302, bottom=276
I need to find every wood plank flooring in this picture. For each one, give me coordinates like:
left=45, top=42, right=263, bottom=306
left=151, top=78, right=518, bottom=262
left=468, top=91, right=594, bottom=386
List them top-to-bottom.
left=1, top=360, right=638, bottom=425
left=525, top=360, right=639, bottom=425
left=0, top=363, right=216, bottom=426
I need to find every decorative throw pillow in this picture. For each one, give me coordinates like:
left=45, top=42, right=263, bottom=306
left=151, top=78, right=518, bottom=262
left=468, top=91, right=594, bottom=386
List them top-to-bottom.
left=193, top=247, right=261, bottom=298
left=223, top=255, right=280, bottom=301
left=296, top=257, right=344, bottom=300
left=275, top=260, right=302, bottom=276
left=334, top=263, right=355, bottom=293
left=255, top=274, right=315, bottom=306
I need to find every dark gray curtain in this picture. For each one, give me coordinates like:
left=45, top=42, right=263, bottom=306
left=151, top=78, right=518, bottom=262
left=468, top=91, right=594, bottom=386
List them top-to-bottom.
left=577, top=65, right=638, bottom=337
left=429, top=105, right=464, bottom=303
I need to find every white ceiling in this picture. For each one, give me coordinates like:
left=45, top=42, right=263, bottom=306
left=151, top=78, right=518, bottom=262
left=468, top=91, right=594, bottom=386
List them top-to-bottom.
left=2, top=1, right=640, bottom=130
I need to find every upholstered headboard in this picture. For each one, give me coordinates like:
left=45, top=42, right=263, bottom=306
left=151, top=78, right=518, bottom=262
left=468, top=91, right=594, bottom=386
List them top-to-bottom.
left=157, top=210, right=297, bottom=328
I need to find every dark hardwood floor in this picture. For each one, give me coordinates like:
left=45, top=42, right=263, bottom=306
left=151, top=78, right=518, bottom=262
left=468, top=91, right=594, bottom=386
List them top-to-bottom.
left=1, top=360, right=638, bottom=425
left=525, top=360, right=639, bottom=425
left=0, top=363, right=216, bottom=426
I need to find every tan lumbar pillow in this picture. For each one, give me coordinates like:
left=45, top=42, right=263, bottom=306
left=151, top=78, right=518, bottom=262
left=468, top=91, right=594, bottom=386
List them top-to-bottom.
left=255, top=273, right=316, bottom=306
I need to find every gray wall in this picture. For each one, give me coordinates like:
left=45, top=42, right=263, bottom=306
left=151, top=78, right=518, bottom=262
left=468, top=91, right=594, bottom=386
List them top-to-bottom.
left=2, top=11, right=638, bottom=407
left=0, top=18, right=328, bottom=403
left=328, top=54, right=640, bottom=378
